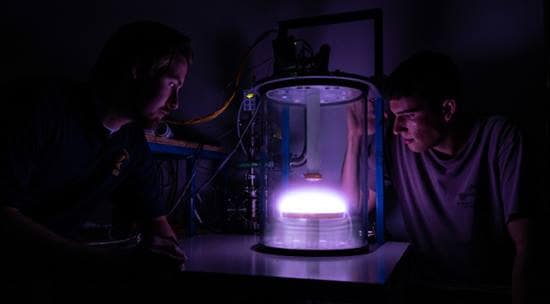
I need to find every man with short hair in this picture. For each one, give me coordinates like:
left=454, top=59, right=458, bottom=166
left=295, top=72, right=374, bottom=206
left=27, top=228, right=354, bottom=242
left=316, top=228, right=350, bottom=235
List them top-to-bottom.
left=342, top=51, right=532, bottom=303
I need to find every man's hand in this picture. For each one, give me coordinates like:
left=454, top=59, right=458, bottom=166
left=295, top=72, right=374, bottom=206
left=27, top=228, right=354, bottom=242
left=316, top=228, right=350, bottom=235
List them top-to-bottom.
left=347, top=98, right=376, bottom=138
left=346, top=99, right=364, bottom=138
left=116, top=235, right=187, bottom=276
left=148, top=235, right=187, bottom=268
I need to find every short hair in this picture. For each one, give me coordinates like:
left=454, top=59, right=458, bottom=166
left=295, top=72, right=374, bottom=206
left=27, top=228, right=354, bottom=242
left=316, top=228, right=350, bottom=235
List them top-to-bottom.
left=90, top=20, right=192, bottom=103
left=384, top=51, right=462, bottom=110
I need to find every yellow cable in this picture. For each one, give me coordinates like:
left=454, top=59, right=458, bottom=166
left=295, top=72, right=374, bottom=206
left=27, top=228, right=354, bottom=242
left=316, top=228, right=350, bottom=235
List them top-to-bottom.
left=167, top=29, right=275, bottom=126
left=168, top=56, right=246, bottom=126
left=167, top=89, right=238, bottom=126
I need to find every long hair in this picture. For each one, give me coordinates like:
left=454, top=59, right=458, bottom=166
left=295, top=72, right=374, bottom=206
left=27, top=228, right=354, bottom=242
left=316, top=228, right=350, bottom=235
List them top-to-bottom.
left=90, top=20, right=192, bottom=113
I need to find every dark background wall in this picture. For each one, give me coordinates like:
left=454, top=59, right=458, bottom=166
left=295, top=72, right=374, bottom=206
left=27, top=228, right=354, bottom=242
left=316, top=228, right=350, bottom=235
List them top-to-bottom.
left=2, top=0, right=547, bottom=217
left=2, top=0, right=545, bottom=132
left=2, top=0, right=548, bottom=294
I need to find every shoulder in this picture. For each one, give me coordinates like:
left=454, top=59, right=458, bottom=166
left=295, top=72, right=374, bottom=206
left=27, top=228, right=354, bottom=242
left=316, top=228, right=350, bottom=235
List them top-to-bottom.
left=473, top=115, right=527, bottom=162
left=477, top=115, right=523, bottom=141
left=478, top=115, right=518, bottom=129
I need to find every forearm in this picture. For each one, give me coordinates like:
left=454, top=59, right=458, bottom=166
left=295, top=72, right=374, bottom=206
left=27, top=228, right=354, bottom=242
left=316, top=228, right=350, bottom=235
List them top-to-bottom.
left=341, top=134, right=362, bottom=213
left=1, top=206, right=105, bottom=264
left=148, top=215, right=187, bottom=262
left=151, top=215, right=178, bottom=240
left=508, top=217, right=531, bottom=304
left=512, top=247, right=528, bottom=304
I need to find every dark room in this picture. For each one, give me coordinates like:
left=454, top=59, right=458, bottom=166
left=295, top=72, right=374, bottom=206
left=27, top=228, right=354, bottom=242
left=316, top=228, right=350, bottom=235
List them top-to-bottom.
left=2, top=0, right=548, bottom=303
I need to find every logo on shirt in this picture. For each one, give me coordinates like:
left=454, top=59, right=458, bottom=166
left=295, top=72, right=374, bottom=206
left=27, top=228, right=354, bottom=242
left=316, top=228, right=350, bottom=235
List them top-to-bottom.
left=112, top=149, right=130, bottom=176
left=456, top=184, right=477, bottom=208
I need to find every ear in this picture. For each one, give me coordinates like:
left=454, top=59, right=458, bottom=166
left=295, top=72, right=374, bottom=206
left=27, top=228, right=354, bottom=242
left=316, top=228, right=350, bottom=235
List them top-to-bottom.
left=441, top=99, right=456, bottom=123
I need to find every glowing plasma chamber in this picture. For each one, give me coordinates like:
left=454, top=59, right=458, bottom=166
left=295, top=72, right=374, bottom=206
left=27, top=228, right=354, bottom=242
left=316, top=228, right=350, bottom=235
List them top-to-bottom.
left=254, top=74, right=379, bottom=254
left=261, top=187, right=366, bottom=252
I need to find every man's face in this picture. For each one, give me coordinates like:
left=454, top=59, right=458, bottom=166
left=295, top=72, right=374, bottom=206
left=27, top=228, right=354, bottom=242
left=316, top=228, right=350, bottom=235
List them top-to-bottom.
left=137, top=55, right=188, bottom=128
left=389, top=96, right=443, bottom=153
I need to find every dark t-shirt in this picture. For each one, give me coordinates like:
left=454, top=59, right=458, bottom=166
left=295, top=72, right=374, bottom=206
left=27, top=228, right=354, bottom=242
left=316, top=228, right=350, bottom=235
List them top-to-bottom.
left=1, top=79, right=164, bottom=239
left=369, top=115, right=530, bottom=287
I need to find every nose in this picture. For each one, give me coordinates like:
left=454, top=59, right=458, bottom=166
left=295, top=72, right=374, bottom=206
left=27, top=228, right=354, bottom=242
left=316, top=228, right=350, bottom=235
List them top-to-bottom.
left=166, top=88, right=179, bottom=111
left=392, top=116, right=406, bottom=135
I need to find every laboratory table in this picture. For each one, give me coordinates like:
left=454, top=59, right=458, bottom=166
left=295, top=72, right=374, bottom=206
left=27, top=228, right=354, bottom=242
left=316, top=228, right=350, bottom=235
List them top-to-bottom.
left=175, top=234, right=410, bottom=303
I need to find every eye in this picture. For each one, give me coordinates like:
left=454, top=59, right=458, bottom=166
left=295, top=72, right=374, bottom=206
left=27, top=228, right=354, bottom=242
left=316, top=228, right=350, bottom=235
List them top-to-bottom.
left=168, top=82, right=177, bottom=88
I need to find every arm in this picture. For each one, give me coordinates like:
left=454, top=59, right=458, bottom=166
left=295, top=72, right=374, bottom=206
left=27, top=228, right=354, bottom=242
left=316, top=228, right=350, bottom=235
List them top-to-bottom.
left=0, top=90, right=112, bottom=269
left=341, top=99, right=377, bottom=214
left=496, top=120, right=533, bottom=303
left=119, top=129, right=186, bottom=262
left=341, top=129, right=363, bottom=214
left=341, top=134, right=377, bottom=215
left=112, top=175, right=187, bottom=264
left=1, top=206, right=110, bottom=269
left=148, top=215, right=187, bottom=263
left=152, top=215, right=178, bottom=240
left=507, top=217, right=531, bottom=304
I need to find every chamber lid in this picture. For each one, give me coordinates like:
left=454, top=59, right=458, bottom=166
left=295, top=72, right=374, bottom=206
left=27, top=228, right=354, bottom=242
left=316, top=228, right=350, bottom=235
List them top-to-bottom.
left=253, top=73, right=378, bottom=106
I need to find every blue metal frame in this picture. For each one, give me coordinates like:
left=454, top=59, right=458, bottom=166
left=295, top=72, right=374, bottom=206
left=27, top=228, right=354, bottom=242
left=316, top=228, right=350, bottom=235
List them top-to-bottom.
left=374, top=97, right=385, bottom=244
left=148, top=142, right=226, bottom=160
left=186, top=158, right=196, bottom=236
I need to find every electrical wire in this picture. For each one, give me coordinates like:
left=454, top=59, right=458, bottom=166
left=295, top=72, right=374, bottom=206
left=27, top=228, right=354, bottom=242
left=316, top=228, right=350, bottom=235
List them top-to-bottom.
left=167, top=29, right=276, bottom=126
left=250, top=57, right=273, bottom=76
left=235, top=58, right=275, bottom=159
left=168, top=97, right=264, bottom=217
left=236, top=98, right=253, bottom=158
left=214, top=126, right=237, bottom=142
left=167, top=143, right=204, bottom=216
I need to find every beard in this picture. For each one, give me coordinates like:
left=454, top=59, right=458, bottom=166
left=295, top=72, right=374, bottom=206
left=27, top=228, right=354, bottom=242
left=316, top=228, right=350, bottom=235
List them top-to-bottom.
left=123, top=81, right=164, bottom=129
left=126, top=95, right=163, bottom=130
left=134, top=111, right=162, bottom=130
left=142, top=118, right=160, bottom=130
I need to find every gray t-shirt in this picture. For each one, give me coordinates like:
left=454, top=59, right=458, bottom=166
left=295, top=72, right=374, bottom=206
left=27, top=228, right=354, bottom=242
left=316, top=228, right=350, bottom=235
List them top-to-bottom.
left=370, top=115, right=530, bottom=286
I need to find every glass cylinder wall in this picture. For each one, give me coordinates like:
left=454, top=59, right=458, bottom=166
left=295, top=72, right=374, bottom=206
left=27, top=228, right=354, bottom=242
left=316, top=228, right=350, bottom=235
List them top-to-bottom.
left=254, top=77, right=377, bottom=253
